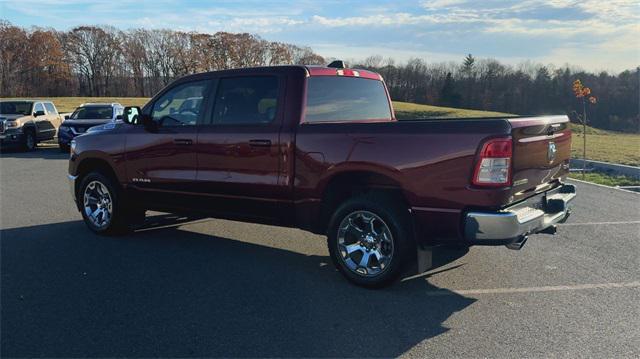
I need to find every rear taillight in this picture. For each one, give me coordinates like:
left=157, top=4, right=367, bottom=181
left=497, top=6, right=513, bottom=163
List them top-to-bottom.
left=472, top=138, right=512, bottom=187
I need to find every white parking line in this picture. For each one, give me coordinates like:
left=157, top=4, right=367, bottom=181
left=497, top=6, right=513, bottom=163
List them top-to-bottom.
left=558, top=221, right=640, bottom=226
left=425, top=281, right=640, bottom=296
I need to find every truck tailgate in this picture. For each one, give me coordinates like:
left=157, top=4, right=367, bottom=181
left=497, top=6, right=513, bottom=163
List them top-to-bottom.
left=508, top=116, right=572, bottom=203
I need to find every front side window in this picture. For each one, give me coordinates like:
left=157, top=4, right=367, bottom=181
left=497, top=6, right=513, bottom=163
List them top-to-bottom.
left=211, top=76, right=279, bottom=125
left=304, top=77, right=392, bottom=123
left=151, top=80, right=209, bottom=127
left=0, top=101, right=33, bottom=115
left=33, top=103, right=45, bottom=114
left=44, top=103, right=57, bottom=114
left=70, top=106, right=113, bottom=120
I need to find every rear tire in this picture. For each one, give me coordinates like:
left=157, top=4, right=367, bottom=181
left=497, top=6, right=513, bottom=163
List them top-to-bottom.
left=23, top=129, right=36, bottom=151
left=78, top=171, right=132, bottom=235
left=327, top=193, right=414, bottom=288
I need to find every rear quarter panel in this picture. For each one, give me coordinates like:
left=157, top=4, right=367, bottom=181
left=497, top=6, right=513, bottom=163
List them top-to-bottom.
left=294, top=119, right=513, bottom=241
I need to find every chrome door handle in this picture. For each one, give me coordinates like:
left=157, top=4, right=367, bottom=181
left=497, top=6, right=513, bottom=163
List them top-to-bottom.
left=173, top=138, right=193, bottom=145
left=248, top=139, right=271, bottom=147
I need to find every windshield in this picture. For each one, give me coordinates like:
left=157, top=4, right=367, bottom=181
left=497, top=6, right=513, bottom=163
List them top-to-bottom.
left=0, top=101, right=33, bottom=115
left=70, top=106, right=113, bottom=120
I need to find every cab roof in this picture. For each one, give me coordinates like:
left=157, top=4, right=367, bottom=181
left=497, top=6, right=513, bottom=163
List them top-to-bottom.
left=175, top=63, right=383, bottom=83
left=79, top=103, right=123, bottom=107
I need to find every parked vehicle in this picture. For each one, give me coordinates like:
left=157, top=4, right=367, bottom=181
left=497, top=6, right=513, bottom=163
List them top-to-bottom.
left=67, top=62, right=576, bottom=287
left=0, top=100, right=62, bottom=151
left=58, top=103, right=124, bottom=152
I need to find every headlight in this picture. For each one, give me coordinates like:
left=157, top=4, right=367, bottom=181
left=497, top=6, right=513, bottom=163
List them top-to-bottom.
left=5, top=121, right=18, bottom=129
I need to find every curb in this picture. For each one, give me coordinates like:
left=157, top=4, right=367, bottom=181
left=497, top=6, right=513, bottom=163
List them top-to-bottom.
left=567, top=178, right=640, bottom=195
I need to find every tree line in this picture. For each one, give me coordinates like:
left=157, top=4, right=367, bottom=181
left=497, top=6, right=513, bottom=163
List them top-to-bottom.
left=0, top=20, right=324, bottom=98
left=1, top=21, right=638, bottom=132
left=357, top=55, right=639, bottom=132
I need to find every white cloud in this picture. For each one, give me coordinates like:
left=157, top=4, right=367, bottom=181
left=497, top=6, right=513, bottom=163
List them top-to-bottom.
left=420, top=0, right=467, bottom=10
left=207, top=17, right=304, bottom=33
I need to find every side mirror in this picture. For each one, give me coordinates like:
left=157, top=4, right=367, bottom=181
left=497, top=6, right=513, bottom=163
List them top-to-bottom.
left=122, top=106, right=142, bottom=124
left=34, top=110, right=45, bottom=117
left=116, top=114, right=123, bottom=120
left=64, top=115, right=70, bottom=120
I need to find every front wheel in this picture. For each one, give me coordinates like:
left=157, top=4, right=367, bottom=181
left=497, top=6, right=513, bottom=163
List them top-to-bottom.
left=23, top=130, right=36, bottom=151
left=78, top=172, right=131, bottom=235
left=327, top=194, right=414, bottom=288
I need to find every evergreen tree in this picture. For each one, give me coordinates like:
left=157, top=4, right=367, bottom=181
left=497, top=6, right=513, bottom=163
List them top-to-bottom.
left=462, top=54, right=475, bottom=77
left=440, top=72, right=462, bottom=107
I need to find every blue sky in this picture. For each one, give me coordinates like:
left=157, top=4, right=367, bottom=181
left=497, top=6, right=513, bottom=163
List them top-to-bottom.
left=1, top=0, right=638, bottom=72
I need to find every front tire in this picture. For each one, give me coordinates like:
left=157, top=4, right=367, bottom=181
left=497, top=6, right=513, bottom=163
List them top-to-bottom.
left=23, top=129, right=36, bottom=151
left=78, top=171, right=130, bottom=235
left=327, top=194, right=414, bottom=288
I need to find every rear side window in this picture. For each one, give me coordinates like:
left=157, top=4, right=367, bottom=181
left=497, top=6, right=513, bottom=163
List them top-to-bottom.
left=211, top=76, right=279, bottom=125
left=304, top=77, right=392, bottom=123
left=44, top=102, right=57, bottom=114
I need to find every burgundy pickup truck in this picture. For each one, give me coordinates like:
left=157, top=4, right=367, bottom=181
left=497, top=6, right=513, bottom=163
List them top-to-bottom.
left=68, top=63, right=576, bottom=287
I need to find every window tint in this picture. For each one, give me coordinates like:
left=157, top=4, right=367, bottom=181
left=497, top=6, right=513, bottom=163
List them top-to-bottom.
left=212, top=76, right=279, bottom=125
left=305, top=77, right=392, bottom=123
left=152, top=80, right=209, bottom=126
left=0, top=101, right=33, bottom=115
left=33, top=103, right=45, bottom=113
left=44, top=103, right=57, bottom=114
left=71, top=106, right=113, bottom=120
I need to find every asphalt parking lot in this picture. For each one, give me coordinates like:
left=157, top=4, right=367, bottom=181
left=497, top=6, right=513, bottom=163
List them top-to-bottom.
left=1, top=145, right=639, bottom=358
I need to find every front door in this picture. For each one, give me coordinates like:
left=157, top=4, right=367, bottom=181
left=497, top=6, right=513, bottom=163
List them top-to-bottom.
left=196, top=75, right=286, bottom=222
left=125, top=79, right=212, bottom=200
left=33, top=102, right=55, bottom=140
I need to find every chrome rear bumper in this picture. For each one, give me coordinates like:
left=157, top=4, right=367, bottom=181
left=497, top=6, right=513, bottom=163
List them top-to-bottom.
left=464, top=184, right=576, bottom=245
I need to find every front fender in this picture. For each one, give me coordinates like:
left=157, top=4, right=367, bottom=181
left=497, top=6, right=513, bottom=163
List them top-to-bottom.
left=69, top=132, right=127, bottom=185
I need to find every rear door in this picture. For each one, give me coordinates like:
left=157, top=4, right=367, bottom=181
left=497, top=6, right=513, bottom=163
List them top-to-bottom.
left=195, top=75, right=286, bottom=222
left=125, top=79, right=212, bottom=196
left=43, top=102, right=62, bottom=130
left=509, top=116, right=572, bottom=201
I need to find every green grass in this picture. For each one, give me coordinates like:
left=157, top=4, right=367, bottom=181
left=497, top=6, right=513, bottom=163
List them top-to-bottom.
left=49, top=97, right=149, bottom=113
left=392, top=101, right=512, bottom=119
left=571, top=131, right=640, bottom=166
left=569, top=172, right=640, bottom=187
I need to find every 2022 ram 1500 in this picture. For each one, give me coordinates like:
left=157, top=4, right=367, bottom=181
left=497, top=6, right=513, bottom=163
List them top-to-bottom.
left=67, top=63, right=576, bottom=287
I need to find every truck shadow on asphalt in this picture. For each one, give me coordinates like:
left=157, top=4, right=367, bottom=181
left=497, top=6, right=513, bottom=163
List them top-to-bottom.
left=0, top=145, right=69, bottom=160
left=1, top=215, right=475, bottom=358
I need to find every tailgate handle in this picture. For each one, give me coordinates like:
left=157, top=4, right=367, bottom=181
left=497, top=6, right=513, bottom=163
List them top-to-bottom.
left=173, top=138, right=193, bottom=145
left=249, top=139, right=272, bottom=147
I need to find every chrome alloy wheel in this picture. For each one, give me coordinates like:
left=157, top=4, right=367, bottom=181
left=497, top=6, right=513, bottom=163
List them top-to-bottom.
left=83, top=180, right=113, bottom=229
left=337, top=210, right=394, bottom=277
